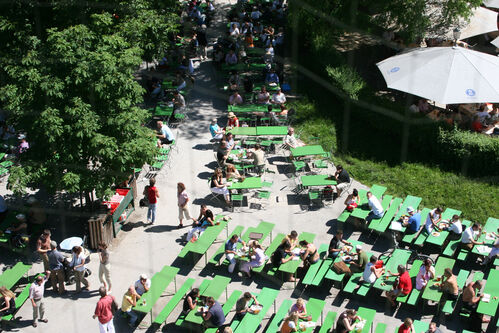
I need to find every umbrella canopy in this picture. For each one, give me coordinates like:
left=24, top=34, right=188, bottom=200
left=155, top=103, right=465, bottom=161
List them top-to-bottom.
left=484, top=0, right=499, bottom=9
left=448, top=7, right=498, bottom=40
left=492, top=36, right=499, bottom=48
left=376, top=46, right=499, bottom=104
left=60, top=236, right=83, bottom=251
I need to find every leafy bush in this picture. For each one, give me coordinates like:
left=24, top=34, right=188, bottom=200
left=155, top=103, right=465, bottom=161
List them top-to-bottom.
left=326, top=65, right=366, bottom=101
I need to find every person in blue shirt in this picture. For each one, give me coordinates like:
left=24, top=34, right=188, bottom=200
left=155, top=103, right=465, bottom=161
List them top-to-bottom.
left=265, top=69, right=279, bottom=85
left=209, top=119, right=224, bottom=140
left=156, top=121, right=174, bottom=147
left=402, top=206, right=421, bottom=234
left=225, top=234, right=246, bottom=273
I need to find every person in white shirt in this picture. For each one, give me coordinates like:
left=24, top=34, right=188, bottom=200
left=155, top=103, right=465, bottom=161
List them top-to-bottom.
left=229, top=23, right=240, bottom=36
left=271, top=88, right=286, bottom=105
left=228, top=91, right=243, bottom=105
left=283, top=127, right=304, bottom=149
left=366, top=192, right=384, bottom=223
left=424, top=207, right=442, bottom=234
left=442, top=214, right=462, bottom=239
left=460, top=223, right=484, bottom=250
left=481, top=239, right=499, bottom=266
left=363, top=255, right=384, bottom=284
left=415, top=259, right=435, bottom=290
left=134, top=274, right=151, bottom=296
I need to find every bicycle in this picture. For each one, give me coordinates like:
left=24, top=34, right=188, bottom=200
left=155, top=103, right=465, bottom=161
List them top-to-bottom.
left=378, top=247, right=434, bottom=270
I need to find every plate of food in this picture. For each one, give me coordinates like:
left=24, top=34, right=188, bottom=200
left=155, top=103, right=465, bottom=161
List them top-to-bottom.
left=431, top=231, right=440, bottom=237
left=342, top=246, right=352, bottom=253
left=341, top=255, right=352, bottom=262
left=250, top=304, right=262, bottom=314
left=198, top=306, right=209, bottom=312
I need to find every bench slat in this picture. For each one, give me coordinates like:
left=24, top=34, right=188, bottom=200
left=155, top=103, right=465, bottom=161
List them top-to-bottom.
left=153, top=278, right=195, bottom=325
left=265, top=299, right=293, bottom=333
left=318, top=311, right=337, bottom=333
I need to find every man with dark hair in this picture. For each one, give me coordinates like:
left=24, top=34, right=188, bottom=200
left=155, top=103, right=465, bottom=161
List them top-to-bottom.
left=334, top=165, right=350, bottom=197
left=144, top=178, right=159, bottom=225
left=461, top=223, right=484, bottom=250
left=328, top=230, right=352, bottom=258
left=225, top=234, right=245, bottom=273
left=48, top=241, right=65, bottom=294
left=386, top=264, right=412, bottom=307
left=93, top=286, right=116, bottom=332
left=235, top=292, right=260, bottom=320
left=202, top=297, right=225, bottom=329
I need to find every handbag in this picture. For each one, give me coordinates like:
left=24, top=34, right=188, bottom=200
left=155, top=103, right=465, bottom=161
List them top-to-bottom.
left=332, top=261, right=351, bottom=275
left=111, top=296, right=119, bottom=314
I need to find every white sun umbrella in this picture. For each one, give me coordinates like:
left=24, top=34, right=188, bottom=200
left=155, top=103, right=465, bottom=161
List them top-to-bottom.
left=483, top=0, right=499, bottom=9
left=450, top=7, right=498, bottom=40
left=492, top=36, right=499, bottom=48
left=376, top=46, right=499, bottom=104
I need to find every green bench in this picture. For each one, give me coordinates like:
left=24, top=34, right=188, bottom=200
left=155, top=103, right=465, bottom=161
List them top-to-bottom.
left=350, top=185, right=387, bottom=220
left=363, top=195, right=392, bottom=226
left=369, top=197, right=403, bottom=233
left=424, top=208, right=462, bottom=247
left=442, top=219, right=472, bottom=259
left=208, top=225, right=245, bottom=266
left=254, top=233, right=286, bottom=274
left=302, top=244, right=329, bottom=285
left=373, top=249, right=412, bottom=293
left=342, top=252, right=374, bottom=295
left=421, top=257, right=456, bottom=303
left=0, top=262, right=32, bottom=289
left=133, top=266, right=179, bottom=321
left=441, top=269, right=469, bottom=315
left=1, top=273, right=43, bottom=322
left=153, top=278, right=196, bottom=327
left=233, top=287, right=279, bottom=333
left=205, top=290, right=243, bottom=333
left=302, top=298, right=326, bottom=333
left=265, top=299, right=293, bottom=332
left=356, top=307, right=376, bottom=333
left=318, top=311, right=337, bottom=333
left=374, top=323, right=387, bottom=333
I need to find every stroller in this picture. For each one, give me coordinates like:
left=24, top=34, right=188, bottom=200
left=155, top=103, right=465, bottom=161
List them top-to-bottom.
left=59, top=236, right=92, bottom=285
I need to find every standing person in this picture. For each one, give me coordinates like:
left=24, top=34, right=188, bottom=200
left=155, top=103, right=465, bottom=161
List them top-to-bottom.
left=197, top=25, right=208, bottom=60
left=144, top=178, right=159, bottom=224
left=177, top=182, right=191, bottom=228
left=365, top=191, right=384, bottom=223
left=36, top=229, right=51, bottom=272
left=225, top=234, right=245, bottom=273
left=47, top=241, right=66, bottom=294
left=98, top=241, right=112, bottom=293
left=240, top=241, right=266, bottom=278
left=72, top=246, right=89, bottom=293
left=29, top=272, right=50, bottom=327
left=0, top=286, right=16, bottom=317
left=93, top=286, right=116, bottom=333
left=121, top=286, right=139, bottom=328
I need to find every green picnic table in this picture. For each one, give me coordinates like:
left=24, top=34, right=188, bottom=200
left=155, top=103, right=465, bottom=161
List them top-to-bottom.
left=253, top=84, right=280, bottom=92
left=154, top=104, right=174, bottom=117
left=228, top=104, right=280, bottom=113
left=256, top=126, right=288, bottom=136
left=229, top=127, right=257, bottom=136
left=290, top=145, right=326, bottom=157
left=300, top=175, right=337, bottom=187
left=228, top=177, right=262, bottom=190
left=350, top=184, right=388, bottom=220
left=424, top=208, right=462, bottom=246
left=472, top=217, right=499, bottom=256
left=373, top=249, right=412, bottom=292
left=421, top=256, right=456, bottom=302
left=0, top=262, right=31, bottom=289
left=133, top=265, right=179, bottom=319
left=477, top=268, right=499, bottom=316
left=233, top=287, right=279, bottom=333
left=352, top=307, right=376, bottom=333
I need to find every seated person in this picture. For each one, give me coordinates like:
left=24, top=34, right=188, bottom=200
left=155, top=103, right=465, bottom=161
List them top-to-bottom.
left=244, top=32, right=254, bottom=48
left=225, top=49, right=238, bottom=65
left=265, top=70, right=280, bottom=85
left=228, top=71, right=242, bottom=91
left=175, top=72, right=187, bottom=92
left=150, top=79, right=164, bottom=99
left=256, top=87, right=270, bottom=104
left=271, top=88, right=286, bottom=105
left=172, top=91, right=185, bottom=111
left=229, top=91, right=243, bottom=106
left=418, top=99, right=430, bottom=113
left=277, top=104, right=288, bottom=116
left=476, top=104, right=491, bottom=123
left=226, top=112, right=240, bottom=128
left=471, top=115, right=484, bottom=132
left=209, top=119, right=224, bottom=140
left=156, top=121, right=174, bottom=147
left=283, top=127, right=304, bottom=149
left=225, top=132, right=240, bottom=150
left=247, top=144, right=265, bottom=175
left=225, top=164, right=241, bottom=180
left=333, top=165, right=350, bottom=197
left=210, top=168, right=231, bottom=206
left=344, top=189, right=360, bottom=212
left=366, top=191, right=384, bottom=223
left=191, top=204, right=208, bottom=227
left=401, top=207, right=421, bottom=234
left=424, top=207, right=442, bottom=234
left=186, top=209, right=215, bottom=241
left=6, top=214, right=28, bottom=248
left=440, top=214, right=462, bottom=238
left=460, top=223, right=484, bottom=250
left=282, top=230, right=299, bottom=250
left=328, top=230, right=352, bottom=258
left=225, top=234, right=245, bottom=273
left=481, top=238, right=499, bottom=266
left=299, top=240, right=319, bottom=266
left=240, top=241, right=266, bottom=278
left=271, top=241, right=295, bottom=281
left=349, top=245, right=368, bottom=273
left=363, top=255, right=384, bottom=284
left=415, top=259, right=435, bottom=291
left=386, top=265, right=412, bottom=307
left=439, top=268, right=458, bottom=300
left=134, top=274, right=151, bottom=296
left=462, top=280, right=483, bottom=311
left=121, top=286, right=140, bottom=327
left=0, top=287, right=16, bottom=317
left=182, top=288, right=199, bottom=314
left=235, top=292, right=259, bottom=320
left=202, top=297, right=225, bottom=329
left=288, top=298, right=311, bottom=321
left=336, top=309, right=360, bottom=333
left=280, top=312, right=299, bottom=333
left=398, top=318, right=416, bottom=333
left=426, top=322, right=442, bottom=333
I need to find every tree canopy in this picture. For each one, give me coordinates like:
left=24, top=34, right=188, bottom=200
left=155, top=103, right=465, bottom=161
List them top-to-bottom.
left=0, top=0, right=179, bottom=198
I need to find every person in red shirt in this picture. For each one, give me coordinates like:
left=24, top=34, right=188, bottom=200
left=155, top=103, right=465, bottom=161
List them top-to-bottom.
left=143, top=178, right=159, bottom=224
left=386, top=264, right=412, bottom=307
left=93, top=287, right=116, bottom=333
left=398, top=318, right=415, bottom=333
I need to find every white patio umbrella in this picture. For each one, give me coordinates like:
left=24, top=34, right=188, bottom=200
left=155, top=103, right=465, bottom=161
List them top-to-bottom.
left=483, top=0, right=499, bottom=9
left=448, top=7, right=498, bottom=40
left=492, top=36, right=499, bottom=48
left=376, top=46, right=499, bottom=104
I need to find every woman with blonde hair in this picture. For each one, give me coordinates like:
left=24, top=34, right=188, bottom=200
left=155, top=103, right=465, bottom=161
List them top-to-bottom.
left=225, top=164, right=241, bottom=180
left=210, top=168, right=231, bottom=206
left=177, top=182, right=191, bottom=228
left=240, top=241, right=266, bottom=278
left=0, top=286, right=16, bottom=317
left=289, top=298, right=311, bottom=320
left=280, top=312, right=299, bottom=333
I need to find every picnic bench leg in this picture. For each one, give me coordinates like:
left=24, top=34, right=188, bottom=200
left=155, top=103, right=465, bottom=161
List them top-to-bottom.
left=175, top=276, right=177, bottom=292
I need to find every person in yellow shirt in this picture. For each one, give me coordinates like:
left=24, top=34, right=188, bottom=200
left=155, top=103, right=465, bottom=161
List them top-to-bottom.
left=122, top=286, right=140, bottom=327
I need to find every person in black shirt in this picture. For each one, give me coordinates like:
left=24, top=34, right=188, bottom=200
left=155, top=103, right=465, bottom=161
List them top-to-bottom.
left=334, top=165, right=350, bottom=197
left=328, top=230, right=352, bottom=258
left=271, top=241, right=295, bottom=281
left=182, top=288, right=199, bottom=314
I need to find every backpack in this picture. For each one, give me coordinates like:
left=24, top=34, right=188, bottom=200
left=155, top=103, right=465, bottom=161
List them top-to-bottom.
left=332, top=261, right=351, bottom=275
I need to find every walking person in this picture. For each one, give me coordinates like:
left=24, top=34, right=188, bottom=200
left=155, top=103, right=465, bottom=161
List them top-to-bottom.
left=144, top=178, right=159, bottom=224
left=177, top=182, right=191, bottom=228
left=36, top=229, right=51, bottom=272
left=47, top=241, right=66, bottom=294
left=98, top=241, right=112, bottom=293
left=72, top=246, right=89, bottom=292
left=29, top=271, right=50, bottom=327
left=93, top=286, right=116, bottom=333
